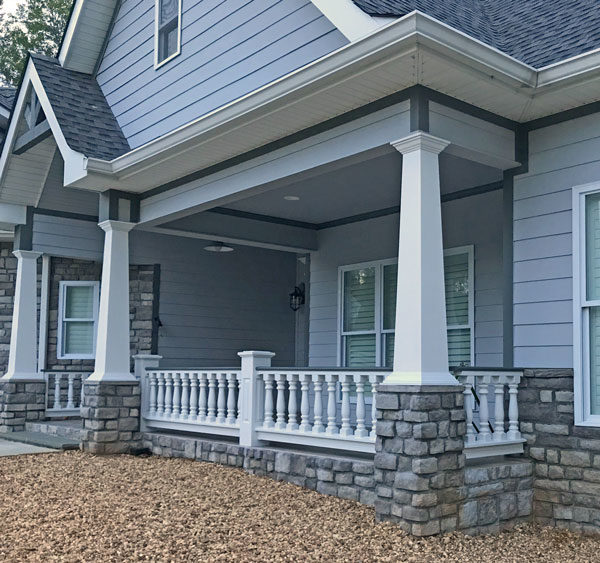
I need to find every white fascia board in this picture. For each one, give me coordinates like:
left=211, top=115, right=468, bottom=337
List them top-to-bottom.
left=58, top=0, right=85, bottom=68
left=309, top=0, right=380, bottom=41
left=0, top=59, right=89, bottom=198
left=0, top=202, right=27, bottom=225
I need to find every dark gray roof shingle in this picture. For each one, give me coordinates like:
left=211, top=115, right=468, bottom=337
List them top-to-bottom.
left=353, top=0, right=600, bottom=68
left=31, top=53, right=130, bottom=160
left=0, top=87, right=16, bottom=112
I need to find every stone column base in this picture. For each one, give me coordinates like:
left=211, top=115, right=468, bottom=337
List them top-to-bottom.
left=0, top=380, right=46, bottom=432
left=81, top=381, right=141, bottom=454
left=374, top=385, right=466, bottom=536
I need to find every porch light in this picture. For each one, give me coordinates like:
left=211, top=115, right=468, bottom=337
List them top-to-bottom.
left=204, top=241, right=234, bottom=253
left=289, top=283, right=305, bottom=311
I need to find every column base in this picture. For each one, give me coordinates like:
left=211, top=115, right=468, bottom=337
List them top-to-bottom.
left=382, top=370, right=459, bottom=386
left=2, top=372, right=45, bottom=381
left=86, top=372, right=137, bottom=383
left=0, top=380, right=46, bottom=432
left=81, top=381, right=141, bottom=454
left=374, top=386, right=466, bottom=536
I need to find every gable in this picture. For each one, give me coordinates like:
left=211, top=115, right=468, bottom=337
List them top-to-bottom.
left=96, top=0, right=349, bottom=149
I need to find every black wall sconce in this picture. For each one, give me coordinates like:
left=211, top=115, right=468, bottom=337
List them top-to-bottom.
left=289, top=283, right=305, bottom=312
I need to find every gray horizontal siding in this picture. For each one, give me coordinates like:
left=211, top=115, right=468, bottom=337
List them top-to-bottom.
left=97, top=0, right=347, bottom=149
left=511, top=112, right=600, bottom=368
left=308, top=189, right=504, bottom=368
left=32, top=215, right=103, bottom=260
left=130, top=230, right=296, bottom=367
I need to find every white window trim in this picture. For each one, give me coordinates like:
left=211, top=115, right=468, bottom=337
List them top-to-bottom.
left=154, top=0, right=182, bottom=69
left=573, top=181, right=600, bottom=426
left=336, top=246, right=475, bottom=369
left=57, top=281, right=100, bottom=360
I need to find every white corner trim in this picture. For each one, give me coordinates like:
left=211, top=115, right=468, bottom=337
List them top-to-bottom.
left=58, top=0, right=84, bottom=67
left=309, top=0, right=380, bottom=41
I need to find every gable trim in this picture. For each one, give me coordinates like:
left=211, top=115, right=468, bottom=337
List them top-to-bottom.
left=309, top=0, right=381, bottom=41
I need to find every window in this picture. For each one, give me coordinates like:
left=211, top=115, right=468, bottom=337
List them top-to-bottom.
left=155, top=0, right=182, bottom=67
left=574, top=184, right=600, bottom=425
left=339, top=247, right=474, bottom=368
left=57, top=282, right=100, bottom=359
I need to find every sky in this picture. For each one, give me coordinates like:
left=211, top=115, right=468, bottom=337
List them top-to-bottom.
left=1, top=0, right=19, bottom=14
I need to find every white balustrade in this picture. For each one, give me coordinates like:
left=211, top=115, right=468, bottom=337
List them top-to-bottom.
left=255, top=369, right=388, bottom=454
left=143, top=370, right=242, bottom=437
left=455, top=370, right=525, bottom=459
left=45, top=372, right=88, bottom=416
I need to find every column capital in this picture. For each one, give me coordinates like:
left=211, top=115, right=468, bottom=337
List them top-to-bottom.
left=391, top=132, right=450, bottom=156
left=98, top=220, right=136, bottom=234
left=12, top=250, right=42, bottom=260
left=238, top=351, right=276, bottom=359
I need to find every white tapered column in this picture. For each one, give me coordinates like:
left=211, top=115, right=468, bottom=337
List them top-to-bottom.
left=385, top=132, right=457, bottom=386
left=88, top=220, right=136, bottom=382
left=3, top=250, right=42, bottom=380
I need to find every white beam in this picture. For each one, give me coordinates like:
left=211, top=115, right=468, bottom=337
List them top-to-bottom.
left=385, top=132, right=458, bottom=386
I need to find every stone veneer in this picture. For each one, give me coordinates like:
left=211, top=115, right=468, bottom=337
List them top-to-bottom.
left=0, top=243, right=17, bottom=375
left=519, top=368, right=600, bottom=533
left=0, top=381, right=45, bottom=432
left=80, top=382, right=142, bottom=454
left=374, top=385, right=467, bottom=535
left=143, top=433, right=377, bottom=505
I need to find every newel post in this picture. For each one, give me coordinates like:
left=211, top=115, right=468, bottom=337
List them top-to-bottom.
left=238, top=351, right=274, bottom=447
left=134, top=354, right=162, bottom=432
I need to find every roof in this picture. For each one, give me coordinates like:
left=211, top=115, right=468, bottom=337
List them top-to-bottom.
left=352, top=0, right=600, bottom=67
left=31, top=53, right=130, bottom=160
left=0, top=88, right=15, bottom=112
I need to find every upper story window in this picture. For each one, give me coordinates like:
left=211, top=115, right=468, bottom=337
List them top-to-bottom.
left=155, top=0, right=182, bottom=68
left=339, top=247, right=474, bottom=369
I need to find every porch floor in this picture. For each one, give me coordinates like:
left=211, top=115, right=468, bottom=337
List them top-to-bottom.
left=0, top=450, right=596, bottom=561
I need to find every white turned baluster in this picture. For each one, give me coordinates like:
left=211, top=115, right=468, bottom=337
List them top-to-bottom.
left=149, top=372, right=158, bottom=416
left=53, top=373, right=62, bottom=410
left=157, top=373, right=165, bottom=416
left=164, top=373, right=173, bottom=417
left=172, top=373, right=181, bottom=418
left=180, top=373, right=190, bottom=419
left=189, top=373, right=198, bottom=420
left=199, top=373, right=208, bottom=421
left=207, top=373, right=217, bottom=422
left=217, top=373, right=227, bottom=423
left=226, top=373, right=237, bottom=424
left=263, top=373, right=275, bottom=428
left=66, top=374, right=75, bottom=409
left=299, top=374, right=312, bottom=432
left=354, top=374, right=368, bottom=438
left=275, top=375, right=287, bottom=430
left=287, top=375, right=299, bottom=431
left=312, top=375, right=325, bottom=433
left=340, top=375, right=352, bottom=436
left=237, top=376, right=242, bottom=422
left=370, top=376, right=379, bottom=438
left=507, top=376, right=521, bottom=440
left=79, top=377, right=85, bottom=408
left=325, top=377, right=338, bottom=435
left=463, top=377, right=476, bottom=445
left=478, top=377, right=491, bottom=442
left=493, top=377, right=506, bottom=442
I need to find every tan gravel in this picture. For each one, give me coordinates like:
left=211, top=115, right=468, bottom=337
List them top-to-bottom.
left=0, top=451, right=598, bottom=562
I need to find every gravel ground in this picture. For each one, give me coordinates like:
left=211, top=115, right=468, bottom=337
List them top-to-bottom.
left=0, top=451, right=599, bottom=562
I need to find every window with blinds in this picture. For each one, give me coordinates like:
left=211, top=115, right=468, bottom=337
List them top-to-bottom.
left=155, top=0, right=181, bottom=67
left=340, top=248, right=474, bottom=368
left=58, top=282, right=100, bottom=359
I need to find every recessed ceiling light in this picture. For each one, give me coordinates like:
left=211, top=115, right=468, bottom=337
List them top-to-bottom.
left=284, top=195, right=300, bottom=201
left=204, top=241, right=234, bottom=253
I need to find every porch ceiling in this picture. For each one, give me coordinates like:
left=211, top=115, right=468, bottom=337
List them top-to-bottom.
left=160, top=150, right=502, bottom=232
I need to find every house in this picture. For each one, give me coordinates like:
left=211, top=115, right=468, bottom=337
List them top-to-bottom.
left=0, top=0, right=600, bottom=536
